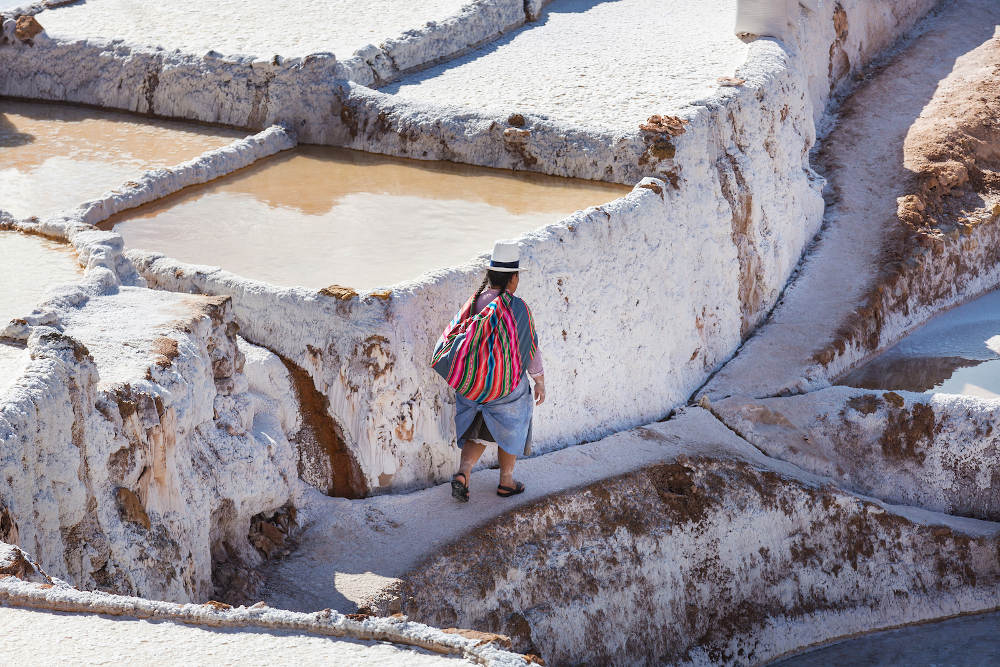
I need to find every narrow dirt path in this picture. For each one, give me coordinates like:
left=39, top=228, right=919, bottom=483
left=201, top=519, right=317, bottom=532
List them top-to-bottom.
left=703, top=0, right=1000, bottom=402
left=258, top=410, right=745, bottom=613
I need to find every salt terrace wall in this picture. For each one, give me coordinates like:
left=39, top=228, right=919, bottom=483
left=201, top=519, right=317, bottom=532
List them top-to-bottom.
left=0, top=1, right=940, bottom=494
left=0, top=127, right=337, bottom=603
left=0, top=285, right=298, bottom=603
left=714, top=387, right=1000, bottom=521
left=395, top=409, right=1000, bottom=665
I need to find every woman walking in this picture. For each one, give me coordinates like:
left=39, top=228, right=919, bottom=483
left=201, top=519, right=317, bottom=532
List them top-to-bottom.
left=431, top=241, right=545, bottom=502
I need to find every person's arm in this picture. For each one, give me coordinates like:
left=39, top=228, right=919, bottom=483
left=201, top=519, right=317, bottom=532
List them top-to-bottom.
left=528, top=351, right=545, bottom=405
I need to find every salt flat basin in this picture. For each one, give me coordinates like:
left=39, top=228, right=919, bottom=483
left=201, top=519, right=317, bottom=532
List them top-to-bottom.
left=37, top=0, right=472, bottom=59
left=386, top=0, right=748, bottom=131
left=0, top=99, right=245, bottom=220
left=104, top=145, right=628, bottom=290
left=0, top=230, right=82, bottom=326
left=840, top=290, right=1000, bottom=399
left=771, top=610, right=1000, bottom=666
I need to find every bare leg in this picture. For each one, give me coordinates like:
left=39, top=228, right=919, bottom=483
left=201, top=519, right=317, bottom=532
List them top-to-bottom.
left=457, top=439, right=487, bottom=486
left=498, top=447, right=518, bottom=488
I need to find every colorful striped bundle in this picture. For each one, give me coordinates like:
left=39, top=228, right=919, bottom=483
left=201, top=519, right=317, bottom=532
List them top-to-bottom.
left=431, top=291, right=538, bottom=403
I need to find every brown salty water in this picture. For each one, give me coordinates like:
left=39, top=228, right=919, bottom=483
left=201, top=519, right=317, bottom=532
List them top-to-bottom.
left=0, top=99, right=245, bottom=220
left=104, top=146, right=629, bottom=289
left=0, top=231, right=83, bottom=391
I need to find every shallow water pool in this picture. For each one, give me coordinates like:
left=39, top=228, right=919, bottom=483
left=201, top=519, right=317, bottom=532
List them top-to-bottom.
left=0, top=99, right=245, bottom=220
left=105, top=145, right=628, bottom=289
left=0, top=230, right=83, bottom=326
left=839, top=290, right=1000, bottom=399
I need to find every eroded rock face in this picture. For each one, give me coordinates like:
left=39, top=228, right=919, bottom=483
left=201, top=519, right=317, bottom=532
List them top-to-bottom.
left=0, top=294, right=296, bottom=603
left=713, top=387, right=1000, bottom=521
left=397, top=456, right=1000, bottom=665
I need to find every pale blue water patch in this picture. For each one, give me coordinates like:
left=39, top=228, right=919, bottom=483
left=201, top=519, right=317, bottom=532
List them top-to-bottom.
left=839, top=290, right=1000, bottom=398
left=771, top=610, right=1000, bottom=666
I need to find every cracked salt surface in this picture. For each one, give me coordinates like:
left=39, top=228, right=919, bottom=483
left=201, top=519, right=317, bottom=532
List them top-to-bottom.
left=36, top=0, right=473, bottom=59
left=386, top=0, right=747, bottom=131
left=0, top=100, right=245, bottom=220
left=106, top=145, right=626, bottom=289
left=0, top=230, right=82, bottom=326
left=58, top=287, right=207, bottom=387
left=840, top=290, right=1000, bottom=399
left=0, top=606, right=465, bottom=665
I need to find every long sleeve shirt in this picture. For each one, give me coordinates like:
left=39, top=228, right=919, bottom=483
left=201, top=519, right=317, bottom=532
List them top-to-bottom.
left=474, top=288, right=544, bottom=378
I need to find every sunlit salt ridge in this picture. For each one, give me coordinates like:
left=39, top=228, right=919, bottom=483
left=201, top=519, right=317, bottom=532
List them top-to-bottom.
left=35, top=0, right=473, bottom=58
left=385, top=0, right=748, bottom=130
left=0, top=100, right=245, bottom=220
left=105, top=146, right=627, bottom=289
left=0, top=230, right=82, bottom=325
left=840, top=289, right=1000, bottom=398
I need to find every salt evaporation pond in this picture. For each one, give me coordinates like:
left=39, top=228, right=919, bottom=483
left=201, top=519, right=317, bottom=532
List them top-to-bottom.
left=0, top=99, right=245, bottom=220
left=105, top=146, right=628, bottom=289
left=0, top=230, right=82, bottom=325
left=0, top=231, right=83, bottom=391
left=840, top=290, right=1000, bottom=399
left=771, top=610, right=1000, bottom=666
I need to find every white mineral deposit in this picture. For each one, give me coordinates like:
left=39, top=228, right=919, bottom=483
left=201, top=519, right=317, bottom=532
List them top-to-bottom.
left=3, top=0, right=1000, bottom=663
left=34, top=0, right=478, bottom=59
left=386, top=0, right=748, bottom=130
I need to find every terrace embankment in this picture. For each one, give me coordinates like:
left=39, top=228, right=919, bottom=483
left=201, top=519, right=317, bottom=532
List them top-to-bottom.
left=2, top=0, right=944, bottom=495
left=704, top=0, right=1000, bottom=401
left=0, top=283, right=301, bottom=604
left=713, top=387, right=1000, bottom=521
left=390, top=408, right=1000, bottom=666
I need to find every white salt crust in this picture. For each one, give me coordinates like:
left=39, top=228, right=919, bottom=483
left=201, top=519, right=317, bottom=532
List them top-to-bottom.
left=37, top=0, right=474, bottom=59
left=385, top=0, right=748, bottom=132
left=0, top=570, right=527, bottom=666
left=1, top=606, right=466, bottom=667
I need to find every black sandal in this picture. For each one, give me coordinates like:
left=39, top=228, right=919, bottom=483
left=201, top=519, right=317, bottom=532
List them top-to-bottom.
left=451, top=472, right=469, bottom=502
left=496, top=481, right=525, bottom=497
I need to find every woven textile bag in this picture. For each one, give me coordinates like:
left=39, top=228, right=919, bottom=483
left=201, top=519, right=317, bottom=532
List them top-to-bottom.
left=431, top=292, right=537, bottom=403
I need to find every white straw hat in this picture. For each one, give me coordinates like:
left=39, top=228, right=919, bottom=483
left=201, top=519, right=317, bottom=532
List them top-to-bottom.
left=488, top=240, right=524, bottom=272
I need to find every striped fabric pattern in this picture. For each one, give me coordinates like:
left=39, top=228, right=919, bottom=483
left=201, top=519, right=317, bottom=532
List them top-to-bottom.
left=431, top=291, right=538, bottom=403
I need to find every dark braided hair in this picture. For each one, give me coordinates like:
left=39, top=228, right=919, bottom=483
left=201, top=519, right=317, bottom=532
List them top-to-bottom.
left=471, top=270, right=518, bottom=309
